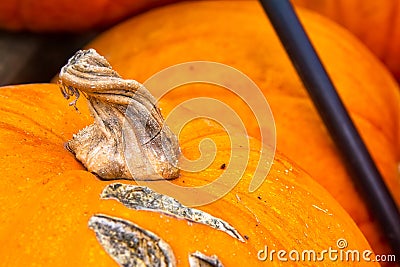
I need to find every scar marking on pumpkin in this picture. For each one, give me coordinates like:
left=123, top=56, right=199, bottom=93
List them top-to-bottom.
left=58, top=49, right=180, bottom=180
left=101, top=183, right=245, bottom=242
left=311, top=204, right=333, bottom=216
left=244, top=205, right=260, bottom=224
left=88, top=214, right=176, bottom=267
left=189, top=251, right=224, bottom=267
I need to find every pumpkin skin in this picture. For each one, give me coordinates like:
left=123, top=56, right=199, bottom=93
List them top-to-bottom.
left=0, top=0, right=181, bottom=32
left=85, top=0, right=400, bottom=258
left=293, top=0, right=400, bottom=81
left=0, top=83, right=377, bottom=266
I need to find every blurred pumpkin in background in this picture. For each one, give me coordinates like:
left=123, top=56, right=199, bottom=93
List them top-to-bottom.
left=0, top=0, right=181, bottom=32
left=1, top=0, right=399, bottom=82
left=84, top=0, right=400, bottom=259
left=294, top=0, right=400, bottom=81
left=0, top=79, right=377, bottom=266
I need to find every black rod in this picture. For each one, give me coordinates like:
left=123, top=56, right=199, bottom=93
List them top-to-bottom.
left=259, top=0, right=400, bottom=257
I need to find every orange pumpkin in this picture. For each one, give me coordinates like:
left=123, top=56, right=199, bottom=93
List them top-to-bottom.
left=0, top=0, right=181, bottom=32
left=85, top=0, right=400, bottom=258
left=293, top=0, right=400, bottom=81
left=0, top=82, right=376, bottom=266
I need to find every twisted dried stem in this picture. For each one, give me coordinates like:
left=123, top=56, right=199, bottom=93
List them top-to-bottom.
left=58, top=49, right=180, bottom=180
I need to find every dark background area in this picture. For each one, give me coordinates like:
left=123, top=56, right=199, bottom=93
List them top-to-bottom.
left=0, top=30, right=98, bottom=86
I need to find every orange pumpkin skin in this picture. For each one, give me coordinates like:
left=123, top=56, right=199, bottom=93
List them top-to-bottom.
left=0, top=0, right=181, bottom=32
left=85, top=0, right=400, bottom=258
left=293, top=0, right=400, bottom=81
left=0, top=83, right=377, bottom=266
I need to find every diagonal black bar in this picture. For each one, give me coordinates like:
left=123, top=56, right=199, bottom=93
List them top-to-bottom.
left=259, top=0, right=400, bottom=257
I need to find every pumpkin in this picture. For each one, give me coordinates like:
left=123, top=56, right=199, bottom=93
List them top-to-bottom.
left=0, top=0, right=182, bottom=32
left=84, top=0, right=400, bottom=259
left=293, top=0, right=400, bottom=81
left=0, top=51, right=377, bottom=265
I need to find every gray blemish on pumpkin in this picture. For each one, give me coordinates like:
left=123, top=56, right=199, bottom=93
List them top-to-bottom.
left=58, top=49, right=180, bottom=181
left=101, top=183, right=245, bottom=243
left=88, top=214, right=176, bottom=267
left=189, top=251, right=224, bottom=267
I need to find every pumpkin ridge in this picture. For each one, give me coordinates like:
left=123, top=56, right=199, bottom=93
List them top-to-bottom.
left=377, top=0, right=398, bottom=62
left=0, top=106, right=65, bottom=142
left=348, top=108, right=398, bottom=148
left=0, top=120, right=63, bottom=147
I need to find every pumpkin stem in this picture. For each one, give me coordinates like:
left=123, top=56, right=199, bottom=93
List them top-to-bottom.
left=58, top=49, right=180, bottom=180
